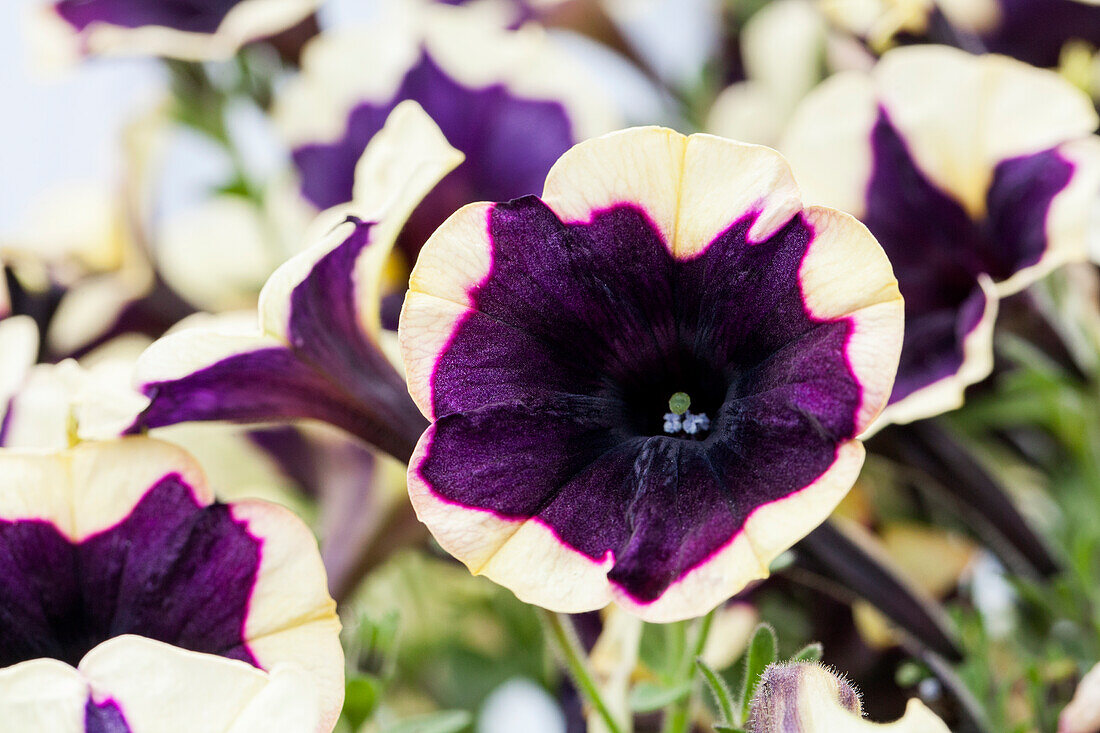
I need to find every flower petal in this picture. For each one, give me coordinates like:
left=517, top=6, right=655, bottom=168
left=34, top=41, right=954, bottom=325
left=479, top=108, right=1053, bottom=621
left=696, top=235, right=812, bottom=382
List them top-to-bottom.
left=41, top=0, right=323, bottom=63
left=134, top=103, right=460, bottom=461
left=402, top=129, right=902, bottom=619
left=0, top=316, right=40, bottom=446
left=0, top=438, right=342, bottom=726
left=231, top=501, right=343, bottom=727
left=78, top=636, right=322, bottom=733
left=0, top=658, right=87, bottom=732
left=749, top=662, right=951, bottom=732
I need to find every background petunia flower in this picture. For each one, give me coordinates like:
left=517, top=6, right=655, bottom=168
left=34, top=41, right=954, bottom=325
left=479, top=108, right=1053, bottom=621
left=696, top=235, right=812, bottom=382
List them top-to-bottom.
left=35, top=0, right=322, bottom=63
left=707, top=0, right=828, bottom=147
left=821, top=0, right=1100, bottom=68
left=273, top=2, right=619, bottom=263
left=782, top=45, right=1100, bottom=429
left=131, top=101, right=463, bottom=463
left=400, top=126, right=904, bottom=621
left=0, top=316, right=40, bottom=445
left=0, top=437, right=343, bottom=731
left=748, top=662, right=951, bottom=732
left=1061, top=662, right=1100, bottom=733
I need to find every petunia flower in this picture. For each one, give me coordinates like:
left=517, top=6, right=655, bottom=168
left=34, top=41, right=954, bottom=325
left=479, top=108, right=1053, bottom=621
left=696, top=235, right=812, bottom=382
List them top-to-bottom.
left=35, top=0, right=322, bottom=63
left=707, top=0, right=828, bottom=147
left=818, top=0, right=991, bottom=51
left=822, top=0, right=1100, bottom=68
left=973, top=0, right=1100, bottom=67
left=273, top=3, right=618, bottom=262
left=783, top=45, right=1100, bottom=428
left=130, top=101, right=463, bottom=464
left=399, top=126, right=904, bottom=621
left=0, top=317, right=40, bottom=445
left=0, top=437, right=343, bottom=731
left=748, top=662, right=950, bottom=732
left=1061, top=662, right=1100, bottom=733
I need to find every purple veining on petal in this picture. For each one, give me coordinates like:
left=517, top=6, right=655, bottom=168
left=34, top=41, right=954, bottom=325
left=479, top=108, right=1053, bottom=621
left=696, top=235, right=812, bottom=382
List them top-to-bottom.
left=55, top=0, right=245, bottom=34
left=292, top=51, right=575, bottom=260
left=864, top=110, right=1073, bottom=405
left=419, top=198, right=858, bottom=602
left=132, top=222, right=427, bottom=462
left=0, top=475, right=260, bottom=668
left=84, top=698, right=130, bottom=733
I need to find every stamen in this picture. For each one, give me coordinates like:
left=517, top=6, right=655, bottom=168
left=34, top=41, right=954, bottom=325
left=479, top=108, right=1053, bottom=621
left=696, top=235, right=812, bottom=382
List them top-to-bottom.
left=663, top=410, right=710, bottom=436
left=683, top=412, right=710, bottom=435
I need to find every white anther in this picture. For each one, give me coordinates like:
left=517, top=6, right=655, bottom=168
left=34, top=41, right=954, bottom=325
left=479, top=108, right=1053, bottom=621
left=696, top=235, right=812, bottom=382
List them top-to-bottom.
left=682, top=411, right=710, bottom=435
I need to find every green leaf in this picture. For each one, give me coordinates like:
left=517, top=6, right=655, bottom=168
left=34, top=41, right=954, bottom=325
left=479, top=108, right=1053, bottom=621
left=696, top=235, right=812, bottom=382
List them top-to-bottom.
left=739, top=624, right=777, bottom=725
left=791, top=643, right=823, bottom=663
left=696, top=658, right=735, bottom=724
left=341, top=675, right=384, bottom=729
left=628, top=680, right=692, bottom=712
left=381, top=710, right=472, bottom=733
left=713, top=726, right=743, bottom=733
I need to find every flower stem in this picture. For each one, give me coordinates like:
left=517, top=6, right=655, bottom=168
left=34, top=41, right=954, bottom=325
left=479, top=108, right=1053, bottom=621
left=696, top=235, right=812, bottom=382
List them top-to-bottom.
left=539, top=609, right=625, bottom=733
left=663, top=609, right=716, bottom=733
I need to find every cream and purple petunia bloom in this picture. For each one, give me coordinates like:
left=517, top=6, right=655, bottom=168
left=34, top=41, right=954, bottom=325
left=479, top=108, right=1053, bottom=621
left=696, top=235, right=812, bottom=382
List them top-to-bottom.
left=37, top=0, right=321, bottom=62
left=274, top=3, right=617, bottom=261
left=783, top=45, right=1100, bottom=428
left=130, top=102, right=463, bottom=463
left=399, top=127, right=904, bottom=621
left=0, top=438, right=343, bottom=732
left=748, top=662, right=950, bottom=732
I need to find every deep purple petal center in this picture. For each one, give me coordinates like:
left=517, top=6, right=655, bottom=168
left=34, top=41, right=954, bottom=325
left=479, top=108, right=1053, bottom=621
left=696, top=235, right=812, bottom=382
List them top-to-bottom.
left=292, top=51, right=576, bottom=260
left=865, top=110, right=1073, bottom=404
left=0, top=475, right=260, bottom=668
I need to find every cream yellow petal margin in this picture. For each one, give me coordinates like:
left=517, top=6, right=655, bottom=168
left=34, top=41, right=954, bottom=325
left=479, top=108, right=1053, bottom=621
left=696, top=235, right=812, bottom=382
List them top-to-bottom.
left=32, top=0, right=322, bottom=66
left=274, top=3, right=617, bottom=149
left=874, top=45, right=1099, bottom=218
left=780, top=71, right=879, bottom=218
left=260, top=100, right=463, bottom=343
left=542, top=127, right=686, bottom=248
left=543, top=128, right=806, bottom=256
left=542, top=129, right=823, bottom=258
left=402, top=202, right=495, bottom=419
left=800, top=206, right=903, bottom=434
left=870, top=276, right=998, bottom=433
left=0, top=316, right=40, bottom=424
left=406, top=425, right=615, bottom=614
left=407, top=430, right=866, bottom=622
left=0, top=438, right=209, bottom=540
left=615, top=441, right=865, bottom=622
left=232, top=501, right=344, bottom=730
left=80, top=636, right=323, bottom=733
left=0, top=658, right=86, bottom=733
left=753, top=662, right=951, bottom=733
left=1060, top=662, right=1100, bottom=733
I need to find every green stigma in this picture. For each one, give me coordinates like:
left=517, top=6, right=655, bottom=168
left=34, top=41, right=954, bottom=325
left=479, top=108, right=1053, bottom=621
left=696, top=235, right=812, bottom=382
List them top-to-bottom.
left=668, top=392, right=691, bottom=416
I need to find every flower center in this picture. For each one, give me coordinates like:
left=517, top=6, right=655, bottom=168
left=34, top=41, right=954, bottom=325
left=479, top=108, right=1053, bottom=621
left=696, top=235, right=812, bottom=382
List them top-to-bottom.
left=613, top=351, right=728, bottom=440
left=662, top=392, right=711, bottom=437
